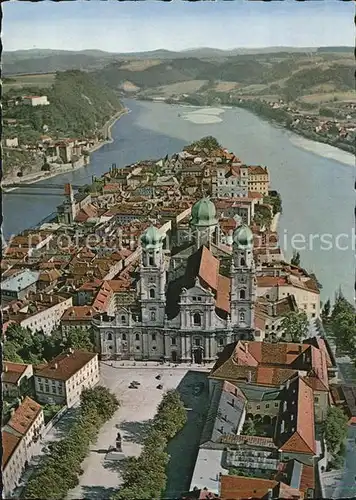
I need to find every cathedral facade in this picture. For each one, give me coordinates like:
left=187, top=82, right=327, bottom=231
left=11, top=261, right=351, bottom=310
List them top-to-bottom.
left=93, top=198, right=257, bottom=364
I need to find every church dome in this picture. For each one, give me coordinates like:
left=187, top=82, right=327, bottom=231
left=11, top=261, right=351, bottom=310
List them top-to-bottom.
left=190, top=197, right=218, bottom=227
left=233, top=224, right=254, bottom=250
left=140, top=225, right=163, bottom=250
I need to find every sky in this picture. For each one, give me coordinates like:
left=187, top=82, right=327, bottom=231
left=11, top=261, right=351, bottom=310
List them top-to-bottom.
left=3, top=0, right=354, bottom=53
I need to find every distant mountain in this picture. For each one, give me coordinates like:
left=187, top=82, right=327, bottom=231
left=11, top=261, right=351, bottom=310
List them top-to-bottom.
left=3, top=46, right=353, bottom=76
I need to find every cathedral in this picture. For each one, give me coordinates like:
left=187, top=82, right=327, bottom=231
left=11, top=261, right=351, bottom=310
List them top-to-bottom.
left=93, top=198, right=257, bottom=363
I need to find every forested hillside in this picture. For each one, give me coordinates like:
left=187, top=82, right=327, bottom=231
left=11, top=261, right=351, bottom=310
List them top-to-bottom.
left=4, top=70, right=123, bottom=140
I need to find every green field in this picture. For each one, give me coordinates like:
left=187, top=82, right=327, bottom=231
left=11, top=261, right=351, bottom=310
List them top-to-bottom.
left=3, top=73, right=56, bottom=92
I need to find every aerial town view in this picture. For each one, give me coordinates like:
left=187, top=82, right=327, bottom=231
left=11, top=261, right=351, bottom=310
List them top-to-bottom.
left=1, top=1, right=355, bottom=500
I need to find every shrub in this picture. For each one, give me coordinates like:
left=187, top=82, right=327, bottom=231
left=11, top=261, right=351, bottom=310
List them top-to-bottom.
left=23, top=386, right=119, bottom=499
left=113, top=390, right=187, bottom=500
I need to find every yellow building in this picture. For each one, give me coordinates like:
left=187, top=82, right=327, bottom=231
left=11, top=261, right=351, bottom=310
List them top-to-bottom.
left=248, top=165, right=270, bottom=196
left=34, top=349, right=99, bottom=408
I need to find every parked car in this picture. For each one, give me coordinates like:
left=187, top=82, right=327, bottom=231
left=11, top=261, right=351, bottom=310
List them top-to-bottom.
left=155, top=375, right=161, bottom=380
left=132, top=380, right=140, bottom=386
left=129, top=383, right=138, bottom=389
left=157, top=384, right=163, bottom=390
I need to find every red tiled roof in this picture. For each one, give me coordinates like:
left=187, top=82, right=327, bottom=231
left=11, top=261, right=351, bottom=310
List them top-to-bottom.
left=248, top=165, right=268, bottom=175
left=198, top=246, right=219, bottom=291
left=216, top=274, right=230, bottom=313
left=61, top=306, right=97, bottom=321
left=34, top=350, right=97, bottom=381
left=3, top=362, right=29, bottom=385
left=280, top=378, right=316, bottom=455
left=7, top=397, right=42, bottom=436
left=2, top=431, right=21, bottom=468
left=220, top=475, right=279, bottom=500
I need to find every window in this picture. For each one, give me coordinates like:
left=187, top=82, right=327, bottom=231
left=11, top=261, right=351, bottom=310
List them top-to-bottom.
left=149, top=255, right=154, bottom=266
left=240, top=258, right=246, bottom=267
left=149, top=289, right=155, bottom=299
left=240, top=289, right=246, bottom=299
left=193, top=296, right=197, bottom=301
left=197, top=297, right=202, bottom=301
left=150, top=311, right=156, bottom=321
left=239, top=311, right=245, bottom=322
left=193, top=313, right=201, bottom=326
left=121, top=315, right=126, bottom=323
left=107, top=332, right=113, bottom=341
left=122, top=333, right=126, bottom=341
left=152, top=333, right=156, bottom=341
left=135, top=334, right=140, bottom=341
left=171, top=337, right=176, bottom=345
left=195, top=338, right=201, bottom=347
left=219, top=338, right=224, bottom=346
left=152, top=346, right=156, bottom=350
left=314, top=396, right=319, bottom=403
left=274, top=402, right=279, bottom=408
left=256, top=404, right=260, bottom=410
left=265, top=404, right=270, bottom=409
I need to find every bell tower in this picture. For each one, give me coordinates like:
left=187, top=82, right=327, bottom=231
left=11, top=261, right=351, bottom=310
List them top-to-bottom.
left=230, top=224, right=256, bottom=335
left=139, top=226, right=166, bottom=326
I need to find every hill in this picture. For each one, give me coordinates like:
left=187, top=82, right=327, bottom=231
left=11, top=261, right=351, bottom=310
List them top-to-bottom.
left=3, top=46, right=353, bottom=76
left=3, top=70, right=123, bottom=143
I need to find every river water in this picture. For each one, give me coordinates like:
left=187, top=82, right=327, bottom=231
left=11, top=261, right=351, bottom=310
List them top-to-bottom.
left=3, top=99, right=354, bottom=302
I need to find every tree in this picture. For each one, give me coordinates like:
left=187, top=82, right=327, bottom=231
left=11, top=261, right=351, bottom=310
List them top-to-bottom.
left=188, top=136, right=221, bottom=153
left=290, top=251, right=301, bottom=267
left=321, top=299, right=331, bottom=322
left=280, top=311, right=309, bottom=342
left=65, top=327, right=95, bottom=352
left=81, top=386, right=119, bottom=421
left=323, top=406, right=348, bottom=452
left=243, top=419, right=256, bottom=436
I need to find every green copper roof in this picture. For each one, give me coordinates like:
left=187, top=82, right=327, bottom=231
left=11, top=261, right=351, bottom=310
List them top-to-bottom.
left=190, top=197, right=218, bottom=227
left=233, top=224, right=254, bottom=250
left=140, top=225, right=163, bottom=249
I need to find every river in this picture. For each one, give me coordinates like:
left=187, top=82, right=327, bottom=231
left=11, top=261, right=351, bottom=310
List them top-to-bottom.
left=3, top=99, right=354, bottom=302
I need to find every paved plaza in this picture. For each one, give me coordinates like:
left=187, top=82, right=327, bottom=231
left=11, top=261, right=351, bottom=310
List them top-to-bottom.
left=67, top=362, right=210, bottom=500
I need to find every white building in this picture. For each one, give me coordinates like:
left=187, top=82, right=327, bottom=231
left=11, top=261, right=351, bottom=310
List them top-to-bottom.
left=22, top=95, right=49, bottom=107
left=93, top=198, right=257, bottom=363
left=34, top=350, right=99, bottom=408
left=3, top=362, right=34, bottom=398
left=2, top=397, right=44, bottom=498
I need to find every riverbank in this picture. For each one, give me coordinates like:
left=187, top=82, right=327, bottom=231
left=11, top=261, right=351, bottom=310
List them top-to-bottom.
left=159, top=96, right=355, bottom=160
left=2, top=107, right=130, bottom=189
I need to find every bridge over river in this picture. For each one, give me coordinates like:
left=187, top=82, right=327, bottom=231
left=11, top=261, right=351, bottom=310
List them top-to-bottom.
left=2, top=183, right=82, bottom=194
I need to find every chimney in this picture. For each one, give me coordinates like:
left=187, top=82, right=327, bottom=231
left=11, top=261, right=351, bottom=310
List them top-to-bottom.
left=69, top=347, right=74, bottom=354
left=54, top=362, right=58, bottom=369
left=5, top=365, right=8, bottom=373
left=248, top=370, right=252, bottom=383
left=286, top=379, right=290, bottom=389
left=10, top=408, right=16, bottom=417
left=267, top=488, right=273, bottom=500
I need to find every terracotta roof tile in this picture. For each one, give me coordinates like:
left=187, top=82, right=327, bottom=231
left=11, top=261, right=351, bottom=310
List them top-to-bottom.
left=34, top=350, right=97, bottom=381
left=3, top=362, right=29, bottom=384
left=7, top=397, right=42, bottom=436
left=2, top=431, right=22, bottom=468
left=220, top=475, right=279, bottom=500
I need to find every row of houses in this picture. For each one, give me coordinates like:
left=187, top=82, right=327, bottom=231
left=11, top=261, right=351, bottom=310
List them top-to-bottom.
left=2, top=350, right=99, bottom=497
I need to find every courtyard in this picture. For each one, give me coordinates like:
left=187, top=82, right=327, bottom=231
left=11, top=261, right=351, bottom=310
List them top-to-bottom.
left=67, top=362, right=210, bottom=500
